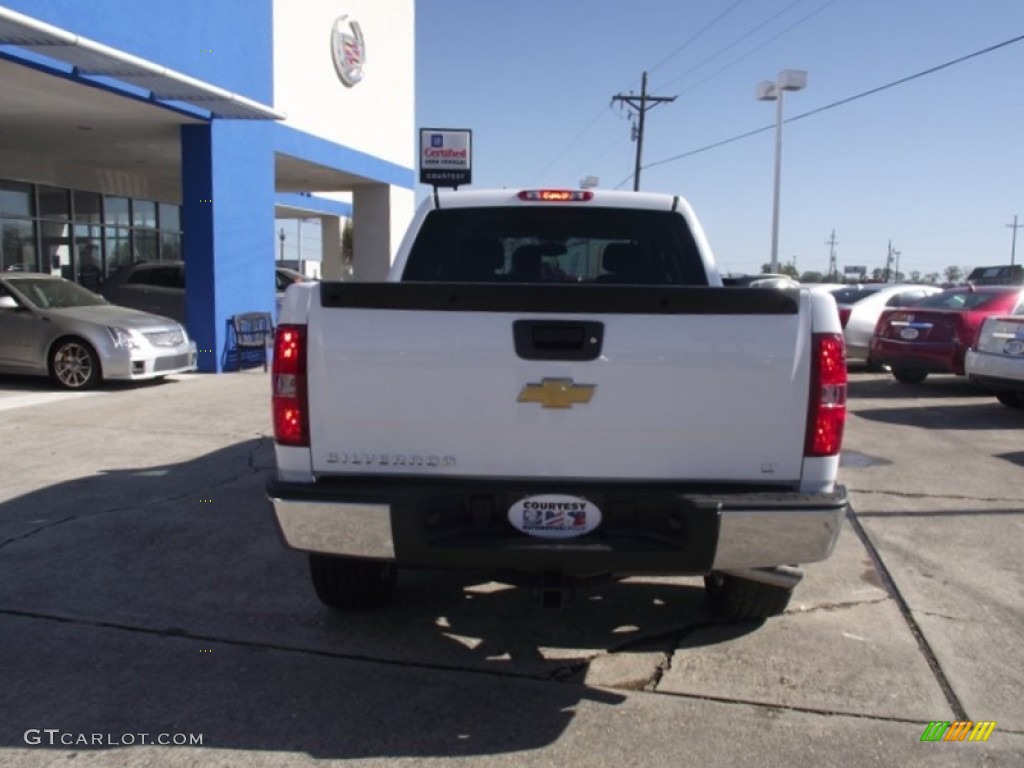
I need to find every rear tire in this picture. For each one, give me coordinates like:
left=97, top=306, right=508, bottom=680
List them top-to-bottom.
left=891, top=367, right=927, bottom=384
left=995, top=391, right=1024, bottom=409
left=309, top=554, right=397, bottom=611
left=704, top=572, right=794, bottom=620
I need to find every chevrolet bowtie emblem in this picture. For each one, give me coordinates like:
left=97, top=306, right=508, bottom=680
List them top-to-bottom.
left=517, top=378, right=596, bottom=408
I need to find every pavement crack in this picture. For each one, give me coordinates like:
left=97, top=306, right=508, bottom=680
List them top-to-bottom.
left=847, top=488, right=1021, bottom=505
left=844, top=508, right=968, bottom=721
left=0, top=515, right=80, bottom=550
left=786, top=597, right=889, bottom=615
left=0, top=607, right=556, bottom=686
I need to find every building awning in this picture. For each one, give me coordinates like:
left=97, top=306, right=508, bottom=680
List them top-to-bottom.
left=0, top=7, right=285, bottom=120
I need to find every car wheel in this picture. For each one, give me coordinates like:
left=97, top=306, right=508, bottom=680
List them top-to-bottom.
left=49, top=338, right=101, bottom=390
left=891, top=367, right=927, bottom=384
left=995, top=391, right=1024, bottom=409
left=309, top=554, right=397, bottom=611
left=704, top=571, right=794, bottom=620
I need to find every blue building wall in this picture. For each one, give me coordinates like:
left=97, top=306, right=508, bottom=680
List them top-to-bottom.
left=1, top=0, right=272, bottom=103
left=182, top=122, right=276, bottom=373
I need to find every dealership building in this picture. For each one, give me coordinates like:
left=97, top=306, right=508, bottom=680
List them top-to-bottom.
left=0, top=0, right=415, bottom=371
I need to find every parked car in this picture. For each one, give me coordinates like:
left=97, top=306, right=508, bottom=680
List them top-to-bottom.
left=102, top=260, right=308, bottom=323
left=0, top=273, right=197, bottom=390
left=830, top=284, right=942, bottom=367
left=870, top=286, right=1024, bottom=383
left=965, top=308, right=1024, bottom=408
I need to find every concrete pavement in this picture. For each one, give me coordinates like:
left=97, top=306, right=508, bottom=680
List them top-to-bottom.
left=0, top=369, right=1020, bottom=766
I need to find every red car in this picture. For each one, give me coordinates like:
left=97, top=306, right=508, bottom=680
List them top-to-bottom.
left=869, top=286, right=1024, bottom=383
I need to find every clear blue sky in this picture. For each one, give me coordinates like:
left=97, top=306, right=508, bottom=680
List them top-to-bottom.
left=416, top=0, right=1024, bottom=279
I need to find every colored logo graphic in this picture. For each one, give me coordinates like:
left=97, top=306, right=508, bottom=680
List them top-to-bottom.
left=331, top=15, right=365, bottom=87
left=431, top=134, right=444, bottom=148
left=517, top=378, right=596, bottom=409
left=920, top=721, right=996, bottom=742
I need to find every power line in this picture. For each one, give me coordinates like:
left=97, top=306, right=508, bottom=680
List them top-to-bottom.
left=531, top=0, right=750, bottom=185
left=649, top=0, right=751, bottom=76
left=659, top=0, right=809, bottom=93
left=670, top=0, right=841, bottom=99
left=637, top=31, right=1024, bottom=178
left=788, top=32, right=1024, bottom=125
left=528, top=104, right=615, bottom=184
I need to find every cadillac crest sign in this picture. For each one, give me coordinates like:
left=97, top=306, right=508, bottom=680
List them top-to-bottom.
left=331, top=15, right=365, bottom=87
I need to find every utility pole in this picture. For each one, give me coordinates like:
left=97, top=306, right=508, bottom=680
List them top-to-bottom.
left=612, top=71, right=676, bottom=191
left=1008, top=215, right=1021, bottom=266
left=826, top=229, right=838, bottom=281
left=884, top=240, right=893, bottom=282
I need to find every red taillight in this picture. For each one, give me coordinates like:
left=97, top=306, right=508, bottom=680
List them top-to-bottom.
left=517, top=189, right=593, bottom=202
left=838, top=307, right=851, bottom=328
left=272, top=324, right=309, bottom=446
left=805, top=333, right=847, bottom=457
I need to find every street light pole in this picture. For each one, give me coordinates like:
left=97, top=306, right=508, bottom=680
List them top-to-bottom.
left=757, top=70, right=807, bottom=274
left=769, top=89, right=785, bottom=274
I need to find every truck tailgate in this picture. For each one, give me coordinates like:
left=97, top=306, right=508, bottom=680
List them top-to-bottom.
left=305, top=284, right=811, bottom=484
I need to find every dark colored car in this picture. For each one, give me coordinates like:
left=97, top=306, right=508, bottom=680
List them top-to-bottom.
left=101, top=261, right=307, bottom=323
left=869, top=286, right=1024, bottom=383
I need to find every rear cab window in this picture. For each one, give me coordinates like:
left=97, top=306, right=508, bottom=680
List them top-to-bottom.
left=401, top=207, right=708, bottom=285
left=912, top=290, right=1009, bottom=310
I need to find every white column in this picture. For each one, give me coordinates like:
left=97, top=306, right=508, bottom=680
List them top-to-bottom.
left=352, top=185, right=415, bottom=281
left=352, top=185, right=392, bottom=281
left=320, top=215, right=343, bottom=280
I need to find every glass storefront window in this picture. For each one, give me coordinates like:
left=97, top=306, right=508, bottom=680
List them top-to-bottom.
left=0, top=181, right=33, bottom=217
left=38, top=187, right=70, bottom=220
left=73, top=191, right=102, bottom=224
left=104, top=197, right=130, bottom=227
left=133, top=199, right=157, bottom=229
left=158, top=202, right=180, bottom=232
left=1, top=218, right=37, bottom=273
left=40, top=220, right=73, bottom=279
left=74, top=224, right=103, bottom=291
left=105, top=226, right=133, bottom=277
left=135, top=229, right=158, bottom=262
left=160, top=231, right=182, bottom=261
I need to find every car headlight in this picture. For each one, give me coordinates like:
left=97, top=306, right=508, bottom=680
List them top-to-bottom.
left=107, top=326, right=140, bottom=350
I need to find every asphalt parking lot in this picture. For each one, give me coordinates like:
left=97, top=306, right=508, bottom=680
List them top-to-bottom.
left=0, top=368, right=1021, bottom=767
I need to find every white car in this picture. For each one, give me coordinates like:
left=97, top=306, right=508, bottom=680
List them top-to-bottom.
left=830, top=284, right=942, bottom=367
left=965, top=310, right=1024, bottom=408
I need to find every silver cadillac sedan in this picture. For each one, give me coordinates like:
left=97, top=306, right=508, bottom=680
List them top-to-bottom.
left=0, top=272, right=197, bottom=390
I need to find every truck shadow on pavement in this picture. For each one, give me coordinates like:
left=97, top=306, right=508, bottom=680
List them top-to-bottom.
left=845, top=373, right=992, bottom=401
left=852, top=401, right=1022, bottom=430
left=0, top=438, right=761, bottom=759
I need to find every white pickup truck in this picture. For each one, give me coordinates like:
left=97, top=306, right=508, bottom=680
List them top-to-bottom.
left=267, top=188, right=849, bottom=619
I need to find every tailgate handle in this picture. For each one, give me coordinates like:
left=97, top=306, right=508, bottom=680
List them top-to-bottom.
left=513, top=320, right=604, bottom=361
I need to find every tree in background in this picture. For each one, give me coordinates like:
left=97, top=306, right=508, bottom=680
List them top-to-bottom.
left=341, top=218, right=354, bottom=276
left=761, top=262, right=799, bottom=278
left=944, top=265, right=963, bottom=284
left=799, top=270, right=825, bottom=283
left=909, top=270, right=922, bottom=283
left=924, top=272, right=941, bottom=284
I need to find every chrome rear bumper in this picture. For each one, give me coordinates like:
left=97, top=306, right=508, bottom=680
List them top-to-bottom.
left=268, top=478, right=846, bottom=572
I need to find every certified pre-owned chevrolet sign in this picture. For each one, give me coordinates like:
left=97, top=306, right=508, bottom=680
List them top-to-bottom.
left=419, top=128, right=472, bottom=187
left=517, top=378, right=595, bottom=409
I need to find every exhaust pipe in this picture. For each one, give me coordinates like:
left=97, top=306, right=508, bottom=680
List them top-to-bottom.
left=719, top=565, right=804, bottom=590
